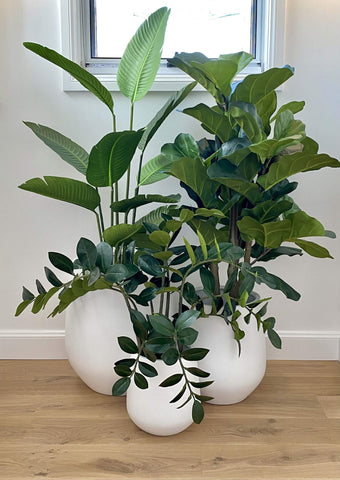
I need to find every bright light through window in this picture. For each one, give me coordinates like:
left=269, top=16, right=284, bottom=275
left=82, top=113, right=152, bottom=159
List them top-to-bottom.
left=92, top=0, right=255, bottom=59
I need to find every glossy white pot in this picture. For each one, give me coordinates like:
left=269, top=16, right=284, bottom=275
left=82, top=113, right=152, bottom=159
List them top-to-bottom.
left=65, top=289, right=134, bottom=395
left=193, top=310, right=266, bottom=404
left=126, top=359, right=196, bottom=436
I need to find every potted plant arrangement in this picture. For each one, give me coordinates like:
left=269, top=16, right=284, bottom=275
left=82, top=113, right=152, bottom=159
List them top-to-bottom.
left=15, top=7, right=339, bottom=435
left=15, top=7, right=196, bottom=396
left=134, top=50, right=340, bottom=404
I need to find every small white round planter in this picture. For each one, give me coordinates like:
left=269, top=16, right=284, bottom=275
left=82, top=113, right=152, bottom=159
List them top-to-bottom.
left=65, top=289, right=134, bottom=395
left=193, top=310, right=266, bottom=404
left=126, top=359, right=196, bottom=436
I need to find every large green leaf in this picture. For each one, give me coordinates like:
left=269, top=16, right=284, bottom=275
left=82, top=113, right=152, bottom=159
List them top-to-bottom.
left=117, top=7, right=170, bottom=103
left=23, top=42, right=113, bottom=114
left=218, top=51, right=253, bottom=73
left=168, top=52, right=221, bottom=101
left=189, top=59, right=239, bottom=101
left=230, top=66, right=294, bottom=105
left=139, top=81, right=197, bottom=151
left=256, top=91, right=277, bottom=134
left=271, top=101, right=305, bottom=122
left=183, top=104, right=234, bottom=142
left=229, top=105, right=265, bottom=144
left=250, top=110, right=306, bottom=162
left=273, top=110, right=305, bottom=141
left=24, top=122, right=89, bottom=175
left=86, top=130, right=143, bottom=187
left=162, top=133, right=200, bottom=161
left=258, top=151, right=340, bottom=191
left=139, top=154, right=173, bottom=186
left=169, top=157, right=220, bottom=208
left=207, top=159, right=262, bottom=204
left=18, top=176, right=100, bottom=211
left=110, top=193, right=180, bottom=213
left=241, top=200, right=293, bottom=223
left=136, top=205, right=172, bottom=225
left=238, top=211, right=326, bottom=248
left=103, top=224, right=141, bottom=247
left=77, top=237, right=97, bottom=270
left=295, top=239, right=333, bottom=259
left=250, top=266, right=301, bottom=301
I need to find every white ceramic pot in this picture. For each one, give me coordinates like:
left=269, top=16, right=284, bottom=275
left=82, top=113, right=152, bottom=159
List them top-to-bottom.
left=65, top=289, right=134, bottom=395
left=193, top=310, right=266, bottom=404
left=126, top=359, right=196, bottom=436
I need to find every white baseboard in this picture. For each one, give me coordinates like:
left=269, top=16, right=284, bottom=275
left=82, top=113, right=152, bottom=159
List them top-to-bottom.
left=0, top=329, right=339, bottom=360
left=0, top=330, right=67, bottom=359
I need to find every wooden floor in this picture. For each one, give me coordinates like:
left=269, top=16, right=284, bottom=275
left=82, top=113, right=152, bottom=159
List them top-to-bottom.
left=0, top=360, right=339, bottom=480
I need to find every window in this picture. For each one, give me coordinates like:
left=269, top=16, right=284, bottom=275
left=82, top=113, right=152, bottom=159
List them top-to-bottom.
left=61, top=0, right=285, bottom=91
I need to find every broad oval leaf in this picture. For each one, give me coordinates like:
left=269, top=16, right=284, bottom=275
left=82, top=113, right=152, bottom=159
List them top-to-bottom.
left=117, top=7, right=170, bottom=103
left=24, top=42, right=113, bottom=114
left=24, top=122, right=89, bottom=175
left=87, top=130, right=143, bottom=187
left=18, top=176, right=100, bottom=212
left=103, top=224, right=141, bottom=247
left=149, top=230, right=171, bottom=247
left=76, top=237, right=97, bottom=270
left=95, top=242, right=113, bottom=272
left=48, top=252, right=74, bottom=275
left=138, top=254, right=163, bottom=276
left=104, top=264, right=139, bottom=283
left=175, top=310, right=200, bottom=330
left=149, top=313, right=175, bottom=336
left=267, top=328, right=282, bottom=349
left=118, top=336, right=139, bottom=354
left=161, top=348, right=179, bottom=365
left=181, top=348, right=209, bottom=361
left=138, top=361, right=158, bottom=378
left=134, top=372, right=148, bottom=389
left=159, top=373, right=183, bottom=387
left=112, top=377, right=131, bottom=396
left=192, top=400, right=204, bottom=424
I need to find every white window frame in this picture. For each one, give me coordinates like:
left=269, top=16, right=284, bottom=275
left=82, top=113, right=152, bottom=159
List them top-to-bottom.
left=60, top=0, right=286, bottom=92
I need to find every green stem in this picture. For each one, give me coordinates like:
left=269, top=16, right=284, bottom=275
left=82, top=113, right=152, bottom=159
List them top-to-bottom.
left=124, top=103, right=135, bottom=223
left=132, top=150, right=144, bottom=223
left=114, top=182, right=119, bottom=225
left=111, top=186, right=115, bottom=226
left=96, top=195, right=105, bottom=233
left=95, top=212, right=103, bottom=242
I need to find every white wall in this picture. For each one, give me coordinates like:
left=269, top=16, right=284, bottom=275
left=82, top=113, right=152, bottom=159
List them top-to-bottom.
left=0, top=0, right=339, bottom=359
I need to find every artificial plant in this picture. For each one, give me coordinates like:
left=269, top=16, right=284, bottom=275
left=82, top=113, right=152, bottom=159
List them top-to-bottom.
left=16, top=8, right=198, bottom=318
left=137, top=50, right=339, bottom=346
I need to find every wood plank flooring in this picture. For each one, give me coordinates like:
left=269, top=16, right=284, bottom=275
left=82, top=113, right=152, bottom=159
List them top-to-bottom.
left=0, top=360, right=339, bottom=480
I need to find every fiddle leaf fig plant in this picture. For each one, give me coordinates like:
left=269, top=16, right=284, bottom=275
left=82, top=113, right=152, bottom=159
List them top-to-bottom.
left=138, top=50, right=339, bottom=350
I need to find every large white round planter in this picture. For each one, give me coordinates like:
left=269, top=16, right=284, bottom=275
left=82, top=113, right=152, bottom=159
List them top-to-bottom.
left=65, top=289, right=134, bottom=395
left=193, top=310, right=266, bottom=404
left=126, top=359, right=196, bottom=436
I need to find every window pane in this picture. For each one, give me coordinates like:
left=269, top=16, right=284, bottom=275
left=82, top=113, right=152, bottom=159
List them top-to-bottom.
left=92, top=0, right=254, bottom=59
